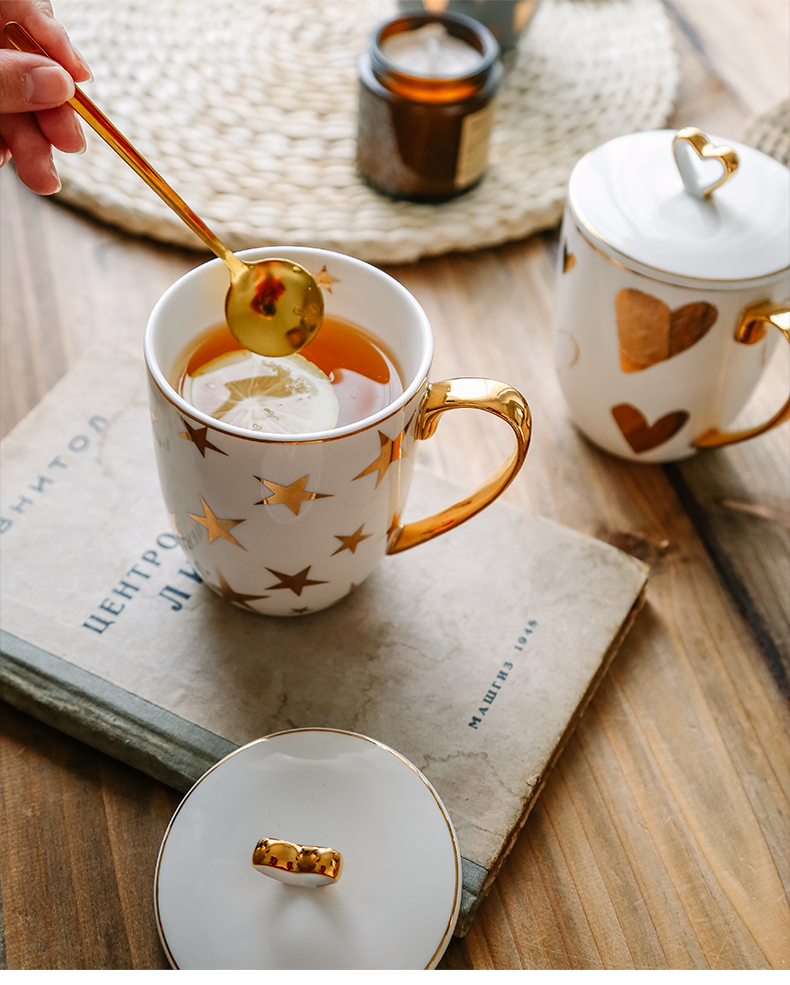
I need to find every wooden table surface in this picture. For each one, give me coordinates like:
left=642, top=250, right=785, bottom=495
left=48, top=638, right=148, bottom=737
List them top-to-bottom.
left=1, top=1, right=788, bottom=971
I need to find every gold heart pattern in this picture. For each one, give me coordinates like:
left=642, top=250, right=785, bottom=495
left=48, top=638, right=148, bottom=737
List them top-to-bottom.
left=562, top=241, right=576, bottom=272
left=615, top=289, right=717, bottom=373
left=611, top=403, right=689, bottom=453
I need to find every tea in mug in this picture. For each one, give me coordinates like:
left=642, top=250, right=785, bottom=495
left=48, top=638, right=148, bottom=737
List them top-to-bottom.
left=172, top=315, right=404, bottom=433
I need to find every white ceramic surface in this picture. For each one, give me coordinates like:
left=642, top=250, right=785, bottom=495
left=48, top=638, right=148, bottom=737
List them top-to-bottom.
left=569, top=130, right=790, bottom=283
left=553, top=131, right=790, bottom=463
left=145, top=245, right=529, bottom=614
left=145, top=246, right=433, bottom=616
left=145, top=247, right=428, bottom=616
left=154, top=729, right=461, bottom=969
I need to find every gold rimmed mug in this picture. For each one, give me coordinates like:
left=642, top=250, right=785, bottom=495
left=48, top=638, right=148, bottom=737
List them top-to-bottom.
left=553, top=129, right=789, bottom=463
left=144, top=246, right=531, bottom=616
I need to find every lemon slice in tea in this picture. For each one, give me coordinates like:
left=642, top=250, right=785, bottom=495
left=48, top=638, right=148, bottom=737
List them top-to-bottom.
left=183, top=350, right=339, bottom=434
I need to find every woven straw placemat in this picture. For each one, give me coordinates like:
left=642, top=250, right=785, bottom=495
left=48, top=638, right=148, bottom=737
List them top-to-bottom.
left=53, top=0, right=678, bottom=264
left=744, top=99, right=790, bottom=167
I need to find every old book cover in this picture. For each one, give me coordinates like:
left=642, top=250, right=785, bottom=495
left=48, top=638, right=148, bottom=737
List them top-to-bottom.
left=0, top=341, right=647, bottom=935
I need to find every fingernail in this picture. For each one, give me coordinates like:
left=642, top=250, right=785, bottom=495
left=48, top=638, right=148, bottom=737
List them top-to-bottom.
left=70, top=43, right=94, bottom=82
left=24, top=66, right=75, bottom=106
left=72, top=117, right=87, bottom=154
left=49, top=158, right=62, bottom=193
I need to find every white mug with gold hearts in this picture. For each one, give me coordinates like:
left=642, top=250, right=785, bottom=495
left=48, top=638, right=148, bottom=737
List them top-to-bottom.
left=552, top=128, right=790, bottom=462
left=145, top=247, right=531, bottom=616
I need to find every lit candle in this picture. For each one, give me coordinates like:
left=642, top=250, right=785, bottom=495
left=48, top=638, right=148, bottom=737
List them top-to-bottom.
left=356, top=11, right=502, bottom=202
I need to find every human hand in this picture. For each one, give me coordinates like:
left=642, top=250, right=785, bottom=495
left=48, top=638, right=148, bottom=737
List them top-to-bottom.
left=0, top=0, right=92, bottom=194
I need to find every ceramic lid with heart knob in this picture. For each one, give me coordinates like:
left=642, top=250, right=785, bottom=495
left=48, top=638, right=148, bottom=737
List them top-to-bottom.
left=568, top=128, right=790, bottom=285
left=154, top=729, right=461, bottom=970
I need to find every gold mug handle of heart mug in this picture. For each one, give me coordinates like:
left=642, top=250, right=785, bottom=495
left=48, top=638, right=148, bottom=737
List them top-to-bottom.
left=693, top=300, right=790, bottom=449
left=387, top=379, right=532, bottom=554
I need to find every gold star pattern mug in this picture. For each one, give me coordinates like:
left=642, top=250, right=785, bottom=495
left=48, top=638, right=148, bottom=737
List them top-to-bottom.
left=145, top=247, right=531, bottom=616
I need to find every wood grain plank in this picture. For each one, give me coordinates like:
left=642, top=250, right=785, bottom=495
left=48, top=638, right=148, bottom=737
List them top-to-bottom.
left=663, top=0, right=790, bottom=700
left=667, top=1, right=790, bottom=119
left=665, top=8, right=745, bottom=138
left=666, top=344, right=790, bottom=695
left=666, top=459, right=790, bottom=697
left=610, top=627, right=785, bottom=967
left=576, top=693, right=709, bottom=969
left=0, top=704, right=178, bottom=969
left=553, top=738, right=668, bottom=969
left=97, top=759, right=181, bottom=969
left=519, top=795, right=606, bottom=969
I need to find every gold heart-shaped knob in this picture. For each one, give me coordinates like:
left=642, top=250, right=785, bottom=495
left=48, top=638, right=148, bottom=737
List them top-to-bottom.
left=672, top=127, right=739, bottom=200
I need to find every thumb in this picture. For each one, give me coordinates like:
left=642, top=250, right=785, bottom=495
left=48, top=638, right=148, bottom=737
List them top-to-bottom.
left=0, top=49, right=74, bottom=113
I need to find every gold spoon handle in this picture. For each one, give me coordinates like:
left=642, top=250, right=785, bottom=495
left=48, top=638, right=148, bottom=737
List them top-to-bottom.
left=3, top=21, right=246, bottom=277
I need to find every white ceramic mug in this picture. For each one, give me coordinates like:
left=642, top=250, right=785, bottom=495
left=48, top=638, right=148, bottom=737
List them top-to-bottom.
left=552, top=129, right=790, bottom=463
left=144, top=247, right=531, bottom=616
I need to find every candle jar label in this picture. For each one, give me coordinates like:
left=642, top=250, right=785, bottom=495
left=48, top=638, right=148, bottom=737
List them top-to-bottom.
left=455, top=103, right=496, bottom=188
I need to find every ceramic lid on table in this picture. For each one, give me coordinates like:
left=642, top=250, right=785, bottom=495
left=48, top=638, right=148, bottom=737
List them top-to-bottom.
left=568, top=129, right=790, bottom=283
left=154, top=728, right=461, bottom=969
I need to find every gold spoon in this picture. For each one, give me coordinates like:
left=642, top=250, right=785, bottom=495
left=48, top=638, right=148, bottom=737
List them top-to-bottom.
left=3, top=21, right=323, bottom=357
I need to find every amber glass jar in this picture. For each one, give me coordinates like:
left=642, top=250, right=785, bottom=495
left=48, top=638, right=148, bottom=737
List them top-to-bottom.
left=356, top=11, right=502, bottom=202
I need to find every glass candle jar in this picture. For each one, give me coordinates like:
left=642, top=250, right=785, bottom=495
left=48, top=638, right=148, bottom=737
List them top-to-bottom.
left=356, top=11, right=502, bottom=202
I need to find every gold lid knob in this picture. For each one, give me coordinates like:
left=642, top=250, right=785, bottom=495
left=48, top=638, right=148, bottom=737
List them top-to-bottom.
left=672, top=127, right=739, bottom=200
left=252, top=838, right=343, bottom=888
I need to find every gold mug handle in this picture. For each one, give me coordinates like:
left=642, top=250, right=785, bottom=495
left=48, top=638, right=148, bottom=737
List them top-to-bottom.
left=693, top=300, right=790, bottom=448
left=387, top=379, right=532, bottom=554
